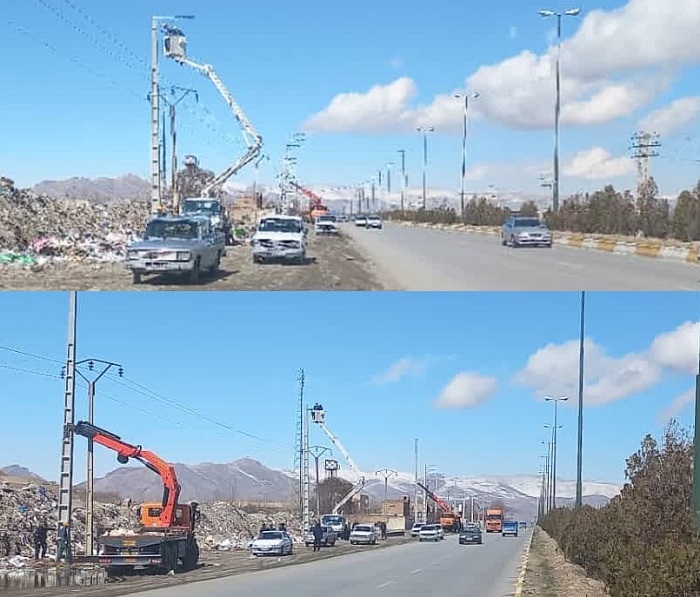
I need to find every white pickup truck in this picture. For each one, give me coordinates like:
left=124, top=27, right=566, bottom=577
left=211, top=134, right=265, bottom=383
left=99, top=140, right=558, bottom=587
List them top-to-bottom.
left=314, top=214, right=339, bottom=234
left=251, top=215, right=307, bottom=264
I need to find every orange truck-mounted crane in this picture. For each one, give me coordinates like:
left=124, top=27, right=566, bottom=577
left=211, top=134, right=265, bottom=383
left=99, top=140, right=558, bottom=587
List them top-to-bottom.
left=290, top=181, right=328, bottom=222
left=70, top=421, right=200, bottom=573
left=417, top=481, right=461, bottom=532
left=485, top=507, right=504, bottom=532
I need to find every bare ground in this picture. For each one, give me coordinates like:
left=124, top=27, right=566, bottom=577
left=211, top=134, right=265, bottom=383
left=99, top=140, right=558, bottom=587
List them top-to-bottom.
left=0, top=233, right=385, bottom=291
left=521, top=527, right=608, bottom=597
left=4, top=536, right=412, bottom=596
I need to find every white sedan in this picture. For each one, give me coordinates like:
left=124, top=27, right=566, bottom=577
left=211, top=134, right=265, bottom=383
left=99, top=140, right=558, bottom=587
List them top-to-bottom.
left=250, top=530, right=294, bottom=556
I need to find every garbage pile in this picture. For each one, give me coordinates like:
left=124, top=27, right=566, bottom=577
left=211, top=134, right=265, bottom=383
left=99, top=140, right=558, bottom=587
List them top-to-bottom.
left=0, top=180, right=149, bottom=266
left=0, top=480, right=299, bottom=572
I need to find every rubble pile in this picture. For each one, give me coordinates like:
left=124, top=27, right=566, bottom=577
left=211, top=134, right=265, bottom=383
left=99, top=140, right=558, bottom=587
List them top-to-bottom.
left=0, top=180, right=149, bottom=265
left=0, top=480, right=300, bottom=571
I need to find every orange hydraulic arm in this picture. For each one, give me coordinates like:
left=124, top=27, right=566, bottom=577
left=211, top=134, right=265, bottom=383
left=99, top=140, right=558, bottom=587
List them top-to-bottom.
left=290, top=181, right=326, bottom=209
left=71, top=421, right=181, bottom=527
left=417, top=481, right=452, bottom=514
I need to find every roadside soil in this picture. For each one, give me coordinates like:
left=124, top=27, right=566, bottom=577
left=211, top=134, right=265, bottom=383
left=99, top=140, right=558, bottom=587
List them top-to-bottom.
left=0, top=232, right=385, bottom=291
left=521, top=527, right=608, bottom=596
left=4, top=536, right=412, bottom=597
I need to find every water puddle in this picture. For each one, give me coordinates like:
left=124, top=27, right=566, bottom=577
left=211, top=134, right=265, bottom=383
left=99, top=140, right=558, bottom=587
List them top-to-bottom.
left=0, top=567, right=108, bottom=592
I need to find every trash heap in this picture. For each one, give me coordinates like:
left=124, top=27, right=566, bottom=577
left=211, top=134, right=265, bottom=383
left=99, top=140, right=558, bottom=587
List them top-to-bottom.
left=0, top=180, right=149, bottom=266
left=0, top=480, right=300, bottom=571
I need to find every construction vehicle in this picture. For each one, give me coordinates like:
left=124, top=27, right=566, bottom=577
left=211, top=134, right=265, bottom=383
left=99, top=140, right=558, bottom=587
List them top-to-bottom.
left=163, top=27, right=263, bottom=225
left=290, top=181, right=328, bottom=223
left=310, top=404, right=366, bottom=515
left=70, top=421, right=200, bottom=573
left=417, top=481, right=461, bottom=532
left=485, top=507, right=504, bottom=533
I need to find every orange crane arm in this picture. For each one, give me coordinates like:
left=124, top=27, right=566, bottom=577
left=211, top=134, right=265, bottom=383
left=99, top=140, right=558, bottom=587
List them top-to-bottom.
left=71, top=421, right=181, bottom=527
left=417, top=481, right=452, bottom=514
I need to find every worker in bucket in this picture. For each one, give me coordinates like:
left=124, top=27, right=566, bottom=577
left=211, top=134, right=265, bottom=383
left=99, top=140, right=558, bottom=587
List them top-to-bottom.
left=311, top=521, right=324, bottom=552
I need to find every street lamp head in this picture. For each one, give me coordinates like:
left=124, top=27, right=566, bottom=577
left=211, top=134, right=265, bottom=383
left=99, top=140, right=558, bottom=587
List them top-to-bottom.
left=565, top=8, right=581, bottom=15
left=538, top=9, right=555, bottom=17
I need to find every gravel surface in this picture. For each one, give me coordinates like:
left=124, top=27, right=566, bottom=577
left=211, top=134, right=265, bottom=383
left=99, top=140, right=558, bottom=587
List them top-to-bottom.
left=0, top=233, right=384, bottom=291
left=521, top=527, right=608, bottom=597
left=3, top=537, right=412, bottom=596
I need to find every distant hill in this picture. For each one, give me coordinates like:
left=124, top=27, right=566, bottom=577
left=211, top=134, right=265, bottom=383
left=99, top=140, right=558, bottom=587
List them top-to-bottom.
left=32, top=175, right=149, bottom=202
left=0, top=465, right=47, bottom=483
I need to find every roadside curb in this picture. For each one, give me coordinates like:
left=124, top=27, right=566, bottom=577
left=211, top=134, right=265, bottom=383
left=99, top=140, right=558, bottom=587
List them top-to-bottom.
left=395, top=221, right=700, bottom=264
left=513, top=528, right=535, bottom=597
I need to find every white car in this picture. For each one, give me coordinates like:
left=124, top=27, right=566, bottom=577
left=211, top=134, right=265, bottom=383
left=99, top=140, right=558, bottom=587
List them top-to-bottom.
left=251, top=215, right=307, bottom=264
left=314, top=215, right=340, bottom=234
left=354, top=215, right=368, bottom=227
left=366, top=215, right=383, bottom=229
left=410, top=523, right=424, bottom=537
left=349, top=524, right=377, bottom=545
left=418, top=524, right=444, bottom=542
left=250, top=530, right=294, bottom=556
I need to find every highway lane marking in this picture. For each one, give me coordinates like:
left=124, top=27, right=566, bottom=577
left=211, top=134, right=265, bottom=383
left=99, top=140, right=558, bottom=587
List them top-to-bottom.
left=513, top=529, right=535, bottom=597
left=410, top=568, right=423, bottom=574
left=377, top=581, right=395, bottom=588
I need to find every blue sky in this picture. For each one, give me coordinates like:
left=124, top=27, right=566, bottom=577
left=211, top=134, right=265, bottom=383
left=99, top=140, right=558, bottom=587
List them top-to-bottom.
left=2, top=0, right=699, bottom=197
left=0, top=291, right=697, bottom=486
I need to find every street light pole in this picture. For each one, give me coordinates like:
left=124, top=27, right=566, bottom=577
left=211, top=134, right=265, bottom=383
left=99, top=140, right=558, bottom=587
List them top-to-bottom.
left=538, top=8, right=581, bottom=211
left=454, top=92, right=479, bottom=221
left=417, top=126, right=434, bottom=209
left=398, top=150, right=406, bottom=215
left=575, top=290, right=586, bottom=508
left=72, top=359, right=124, bottom=557
left=545, top=396, right=568, bottom=508
left=541, top=442, right=551, bottom=514
left=308, top=446, right=332, bottom=517
left=375, top=469, right=398, bottom=515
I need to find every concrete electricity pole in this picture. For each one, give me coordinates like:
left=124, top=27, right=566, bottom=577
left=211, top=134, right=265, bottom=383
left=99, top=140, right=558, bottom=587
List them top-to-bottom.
left=150, top=15, right=194, bottom=214
left=164, top=87, right=198, bottom=214
left=56, top=292, right=78, bottom=563
left=72, top=359, right=124, bottom=556
left=545, top=396, right=568, bottom=509
left=413, top=438, right=419, bottom=523
left=309, top=446, right=332, bottom=517
left=375, top=469, right=397, bottom=515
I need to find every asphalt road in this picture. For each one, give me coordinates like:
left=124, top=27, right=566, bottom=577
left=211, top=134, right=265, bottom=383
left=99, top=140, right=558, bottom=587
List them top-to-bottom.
left=343, top=223, right=700, bottom=290
left=126, top=533, right=529, bottom=597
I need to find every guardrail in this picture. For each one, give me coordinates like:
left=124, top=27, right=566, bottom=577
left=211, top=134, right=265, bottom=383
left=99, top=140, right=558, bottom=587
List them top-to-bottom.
left=395, top=222, right=700, bottom=264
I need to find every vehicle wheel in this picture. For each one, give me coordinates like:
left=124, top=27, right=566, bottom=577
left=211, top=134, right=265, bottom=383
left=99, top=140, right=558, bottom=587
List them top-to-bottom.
left=510, top=235, right=518, bottom=248
left=189, top=259, right=201, bottom=284
left=132, top=271, right=142, bottom=284
left=350, top=541, right=355, bottom=545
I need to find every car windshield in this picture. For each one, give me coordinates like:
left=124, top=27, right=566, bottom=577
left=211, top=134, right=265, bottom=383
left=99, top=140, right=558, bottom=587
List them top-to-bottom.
left=183, top=200, right=220, bottom=215
left=318, top=215, right=337, bottom=222
left=368, top=216, right=380, bottom=220
left=513, top=218, right=541, bottom=227
left=145, top=219, right=199, bottom=240
left=259, top=219, right=301, bottom=233
left=487, top=514, right=502, bottom=520
left=321, top=515, right=343, bottom=525
left=354, top=525, right=372, bottom=532
left=422, top=525, right=436, bottom=531
left=258, top=531, right=282, bottom=540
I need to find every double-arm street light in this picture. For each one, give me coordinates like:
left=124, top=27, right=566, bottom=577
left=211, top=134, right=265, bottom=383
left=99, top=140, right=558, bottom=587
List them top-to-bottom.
left=538, top=7, right=581, bottom=212
left=454, top=92, right=479, bottom=221
left=417, top=126, right=435, bottom=209
left=545, top=396, right=568, bottom=508
left=544, top=424, right=561, bottom=510
left=540, top=443, right=552, bottom=514
left=375, top=469, right=398, bottom=515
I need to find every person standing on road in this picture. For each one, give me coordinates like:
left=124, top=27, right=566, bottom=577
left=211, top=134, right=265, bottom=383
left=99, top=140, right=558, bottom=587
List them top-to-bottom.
left=312, top=522, right=323, bottom=552
left=380, top=522, right=387, bottom=540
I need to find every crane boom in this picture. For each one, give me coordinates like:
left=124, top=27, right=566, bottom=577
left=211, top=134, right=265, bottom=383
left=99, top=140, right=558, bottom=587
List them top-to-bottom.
left=164, top=31, right=263, bottom=198
left=71, top=421, right=181, bottom=527
left=316, top=421, right=363, bottom=480
left=332, top=479, right=366, bottom=514
left=417, top=481, right=451, bottom=514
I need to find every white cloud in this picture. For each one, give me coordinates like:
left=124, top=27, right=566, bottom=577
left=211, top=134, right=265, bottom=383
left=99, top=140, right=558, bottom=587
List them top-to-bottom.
left=303, top=0, right=698, bottom=134
left=639, top=96, right=700, bottom=136
left=563, top=147, right=634, bottom=180
left=466, top=164, right=488, bottom=181
left=514, top=320, right=700, bottom=406
left=373, top=355, right=433, bottom=384
left=435, top=372, right=497, bottom=409
left=658, top=388, right=694, bottom=423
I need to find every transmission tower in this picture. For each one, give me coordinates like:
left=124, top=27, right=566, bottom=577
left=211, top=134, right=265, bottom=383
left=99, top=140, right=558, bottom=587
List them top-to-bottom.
left=629, top=131, right=661, bottom=196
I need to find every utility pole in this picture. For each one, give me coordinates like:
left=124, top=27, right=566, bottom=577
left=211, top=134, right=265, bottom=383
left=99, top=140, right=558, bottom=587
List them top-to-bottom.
left=164, top=87, right=198, bottom=214
left=454, top=92, right=479, bottom=221
left=417, top=126, right=434, bottom=209
left=398, top=149, right=406, bottom=215
left=253, top=154, right=269, bottom=214
left=575, top=291, right=586, bottom=508
left=57, top=292, right=78, bottom=563
left=693, top=293, right=700, bottom=530
left=73, top=359, right=124, bottom=556
left=302, top=390, right=311, bottom=532
left=545, top=396, right=568, bottom=509
left=413, top=438, right=419, bottom=523
left=541, top=441, right=551, bottom=515
left=309, top=446, right=332, bottom=517
left=375, top=469, right=397, bottom=515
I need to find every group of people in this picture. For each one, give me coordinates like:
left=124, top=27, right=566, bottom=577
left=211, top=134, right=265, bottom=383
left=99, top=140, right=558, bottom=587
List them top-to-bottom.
left=1, top=521, right=72, bottom=563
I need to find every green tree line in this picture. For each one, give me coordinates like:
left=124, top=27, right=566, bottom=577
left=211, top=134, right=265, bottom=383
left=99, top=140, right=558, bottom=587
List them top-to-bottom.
left=385, top=178, right=700, bottom=242
left=539, top=422, right=700, bottom=597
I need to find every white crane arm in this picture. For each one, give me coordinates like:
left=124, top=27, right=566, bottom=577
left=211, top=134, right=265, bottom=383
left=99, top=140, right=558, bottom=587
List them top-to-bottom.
left=172, top=55, right=263, bottom=197
left=317, top=422, right=363, bottom=480
left=332, top=479, right=366, bottom=515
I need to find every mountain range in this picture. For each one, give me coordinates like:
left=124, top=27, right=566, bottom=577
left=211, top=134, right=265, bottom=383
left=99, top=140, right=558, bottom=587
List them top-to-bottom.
left=2, top=460, right=621, bottom=521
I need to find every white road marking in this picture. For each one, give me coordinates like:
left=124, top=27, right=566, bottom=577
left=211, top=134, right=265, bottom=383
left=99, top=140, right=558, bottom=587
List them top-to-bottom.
left=410, top=568, right=422, bottom=574
left=377, top=581, right=395, bottom=588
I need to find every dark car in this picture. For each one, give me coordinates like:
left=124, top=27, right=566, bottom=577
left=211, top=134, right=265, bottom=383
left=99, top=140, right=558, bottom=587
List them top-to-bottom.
left=458, top=525, right=482, bottom=545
